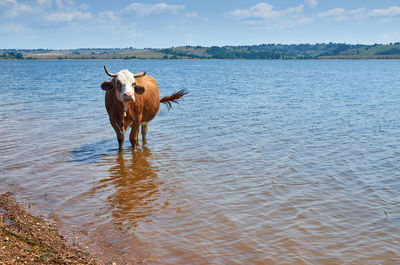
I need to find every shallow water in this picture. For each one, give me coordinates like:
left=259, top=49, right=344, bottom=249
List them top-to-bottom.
left=1, top=60, right=399, bottom=264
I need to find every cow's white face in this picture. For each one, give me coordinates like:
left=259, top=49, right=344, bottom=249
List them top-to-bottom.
left=101, top=67, right=146, bottom=105
left=115, top=70, right=136, bottom=103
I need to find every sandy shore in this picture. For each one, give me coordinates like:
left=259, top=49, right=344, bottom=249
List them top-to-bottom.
left=0, top=192, right=96, bottom=264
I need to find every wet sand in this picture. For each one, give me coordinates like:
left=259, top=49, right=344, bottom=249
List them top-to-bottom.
left=0, top=192, right=96, bottom=264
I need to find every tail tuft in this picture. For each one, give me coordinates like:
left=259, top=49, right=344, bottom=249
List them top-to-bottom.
left=160, top=89, right=188, bottom=109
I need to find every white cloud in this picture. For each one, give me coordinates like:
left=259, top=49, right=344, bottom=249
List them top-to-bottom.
left=0, top=0, right=93, bottom=25
left=0, top=0, right=17, bottom=5
left=0, top=0, right=146, bottom=43
left=1, top=0, right=93, bottom=22
left=2, top=0, right=36, bottom=18
left=37, top=0, right=51, bottom=7
left=304, top=0, right=318, bottom=8
left=123, top=2, right=185, bottom=16
left=228, top=2, right=311, bottom=27
left=80, top=3, right=89, bottom=11
left=229, top=3, right=273, bottom=19
left=229, top=3, right=400, bottom=28
left=317, top=6, right=400, bottom=22
left=371, top=6, right=400, bottom=17
left=317, top=8, right=347, bottom=22
left=348, top=8, right=366, bottom=20
left=44, top=10, right=92, bottom=23
left=98, top=10, right=120, bottom=23
left=185, top=11, right=198, bottom=18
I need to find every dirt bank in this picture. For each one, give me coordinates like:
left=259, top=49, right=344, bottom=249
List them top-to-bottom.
left=0, top=192, right=96, bottom=264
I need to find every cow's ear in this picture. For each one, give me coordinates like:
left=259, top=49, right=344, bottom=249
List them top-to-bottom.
left=101, top=81, right=113, bottom=91
left=134, top=85, right=145, bottom=94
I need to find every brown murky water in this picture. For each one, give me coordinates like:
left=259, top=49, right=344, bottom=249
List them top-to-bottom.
left=0, top=60, right=399, bottom=264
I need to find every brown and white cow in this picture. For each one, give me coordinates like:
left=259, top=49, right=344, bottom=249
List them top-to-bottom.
left=101, top=65, right=187, bottom=151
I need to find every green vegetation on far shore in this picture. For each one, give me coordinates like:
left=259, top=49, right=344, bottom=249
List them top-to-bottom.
left=2, top=42, right=400, bottom=60
left=1, top=51, right=24, bottom=60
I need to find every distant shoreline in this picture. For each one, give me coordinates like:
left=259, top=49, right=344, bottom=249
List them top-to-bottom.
left=2, top=43, right=400, bottom=60
left=1, top=56, right=400, bottom=60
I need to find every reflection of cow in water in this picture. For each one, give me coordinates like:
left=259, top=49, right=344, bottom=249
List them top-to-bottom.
left=101, top=65, right=187, bottom=151
left=98, top=148, right=169, bottom=228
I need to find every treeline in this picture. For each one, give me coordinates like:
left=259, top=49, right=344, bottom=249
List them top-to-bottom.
left=203, top=42, right=400, bottom=59
left=206, top=46, right=286, bottom=59
left=0, top=52, right=24, bottom=59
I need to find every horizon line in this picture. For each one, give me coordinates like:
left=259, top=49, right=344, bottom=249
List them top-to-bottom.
left=2, top=42, right=400, bottom=51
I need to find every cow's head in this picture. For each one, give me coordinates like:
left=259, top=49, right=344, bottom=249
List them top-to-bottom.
left=101, top=65, right=146, bottom=103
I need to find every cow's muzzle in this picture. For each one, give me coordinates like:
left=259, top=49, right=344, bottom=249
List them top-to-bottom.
left=123, top=92, right=134, bottom=101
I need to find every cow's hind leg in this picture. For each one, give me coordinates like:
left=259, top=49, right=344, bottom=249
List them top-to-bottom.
left=141, top=122, right=148, bottom=144
left=129, top=123, right=140, bottom=151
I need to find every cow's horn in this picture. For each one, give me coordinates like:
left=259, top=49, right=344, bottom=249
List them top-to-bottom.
left=104, top=65, right=117, bottom=77
left=134, top=72, right=146, bottom=78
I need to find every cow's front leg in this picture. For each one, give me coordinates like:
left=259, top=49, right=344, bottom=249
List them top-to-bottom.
left=111, top=120, right=125, bottom=151
left=129, top=123, right=140, bottom=151
left=117, top=131, right=124, bottom=151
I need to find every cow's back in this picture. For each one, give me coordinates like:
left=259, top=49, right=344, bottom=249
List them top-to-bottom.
left=131, top=75, right=160, bottom=123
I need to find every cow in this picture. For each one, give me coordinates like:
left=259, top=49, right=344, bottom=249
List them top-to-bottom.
left=101, top=65, right=187, bottom=151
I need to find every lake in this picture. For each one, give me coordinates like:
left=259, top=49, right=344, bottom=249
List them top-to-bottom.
left=0, top=59, right=399, bottom=264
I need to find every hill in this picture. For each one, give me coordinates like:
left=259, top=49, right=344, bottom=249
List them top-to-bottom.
left=2, top=43, right=400, bottom=60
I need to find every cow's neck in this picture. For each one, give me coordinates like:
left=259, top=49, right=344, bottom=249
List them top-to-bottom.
left=120, top=103, right=129, bottom=132
left=123, top=103, right=129, bottom=117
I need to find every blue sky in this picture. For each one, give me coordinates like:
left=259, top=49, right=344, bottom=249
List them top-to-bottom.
left=1, top=0, right=400, bottom=49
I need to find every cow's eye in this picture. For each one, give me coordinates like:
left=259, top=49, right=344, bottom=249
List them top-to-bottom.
left=116, top=80, right=122, bottom=91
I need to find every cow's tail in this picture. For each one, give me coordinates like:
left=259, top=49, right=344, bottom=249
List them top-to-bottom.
left=160, top=89, right=188, bottom=109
